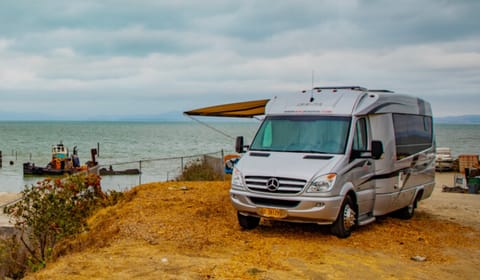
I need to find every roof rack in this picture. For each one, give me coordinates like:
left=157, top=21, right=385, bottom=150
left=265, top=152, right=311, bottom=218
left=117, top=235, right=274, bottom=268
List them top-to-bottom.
left=313, top=86, right=367, bottom=91
left=367, top=89, right=394, bottom=93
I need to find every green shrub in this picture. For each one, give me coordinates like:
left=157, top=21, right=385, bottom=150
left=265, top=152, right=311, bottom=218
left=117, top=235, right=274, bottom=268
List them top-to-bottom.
left=176, top=159, right=223, bottom=181
left=3, top=173, right=105, bottom=271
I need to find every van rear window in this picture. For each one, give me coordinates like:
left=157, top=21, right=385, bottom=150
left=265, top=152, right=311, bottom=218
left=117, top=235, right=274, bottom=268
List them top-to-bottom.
left=393, top=114, right=433, bottom=159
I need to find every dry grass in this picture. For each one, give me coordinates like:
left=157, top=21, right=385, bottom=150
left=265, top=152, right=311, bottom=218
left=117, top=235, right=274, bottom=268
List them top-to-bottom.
left=25, top=181, right=480, bottom=279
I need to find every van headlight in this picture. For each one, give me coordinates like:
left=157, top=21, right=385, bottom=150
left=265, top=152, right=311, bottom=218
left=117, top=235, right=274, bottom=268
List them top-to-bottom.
left=231, top=167, right=245, bottom=189
left=307, top=173, right=336, bottom=192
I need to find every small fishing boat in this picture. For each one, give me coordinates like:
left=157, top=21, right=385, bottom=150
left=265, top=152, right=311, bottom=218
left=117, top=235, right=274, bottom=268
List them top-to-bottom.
left=23, top=143, right=92, bottom=176
left=99, top=166, right=141, bottom=175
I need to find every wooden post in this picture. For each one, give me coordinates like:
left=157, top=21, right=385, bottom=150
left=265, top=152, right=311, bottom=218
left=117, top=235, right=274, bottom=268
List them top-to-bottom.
left=221, top=149, right=225, bottom=181
left=0, top=150, right=2, bottom=168
left=139, top=160, right=142, bottom=185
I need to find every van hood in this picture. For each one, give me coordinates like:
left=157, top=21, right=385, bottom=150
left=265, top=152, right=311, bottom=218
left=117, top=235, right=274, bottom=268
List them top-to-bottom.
left=236, top=151, right=341, bottom=180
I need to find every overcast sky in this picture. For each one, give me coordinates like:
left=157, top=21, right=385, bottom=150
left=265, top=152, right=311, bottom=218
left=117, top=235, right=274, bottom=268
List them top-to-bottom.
left=0, top=0, right=479, bottom=120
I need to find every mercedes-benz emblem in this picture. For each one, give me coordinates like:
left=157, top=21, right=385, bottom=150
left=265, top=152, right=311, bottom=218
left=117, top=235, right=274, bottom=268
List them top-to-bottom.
left=266, top=178, right=280, bottom=192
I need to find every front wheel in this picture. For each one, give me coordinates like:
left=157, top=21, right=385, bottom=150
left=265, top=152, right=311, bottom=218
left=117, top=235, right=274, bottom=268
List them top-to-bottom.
left=331, top=196, right=356, bottom=238
left=237, top=212, right=260, bottom=229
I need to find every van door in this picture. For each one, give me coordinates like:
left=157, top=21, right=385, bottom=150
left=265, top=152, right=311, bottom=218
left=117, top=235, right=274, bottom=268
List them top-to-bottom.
left=349, top=118, right=376, bottom=217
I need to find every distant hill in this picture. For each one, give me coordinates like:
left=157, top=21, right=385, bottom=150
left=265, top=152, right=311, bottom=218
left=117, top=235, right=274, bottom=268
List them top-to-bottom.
left=0, top=111, right=188, bottom=122
left=0, top=111, right=256, bottom=122
left=1, top=111, right=479, bottom=124
left=435, top=115, right=480, bottom=124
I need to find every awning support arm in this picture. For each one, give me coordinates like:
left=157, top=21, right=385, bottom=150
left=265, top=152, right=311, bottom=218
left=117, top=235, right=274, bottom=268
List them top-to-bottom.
left=184, top=114, right=235, bottom=140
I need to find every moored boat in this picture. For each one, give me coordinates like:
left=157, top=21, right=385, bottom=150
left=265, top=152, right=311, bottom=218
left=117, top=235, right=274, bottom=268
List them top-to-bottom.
left=23, top=143, right=93, bottom=176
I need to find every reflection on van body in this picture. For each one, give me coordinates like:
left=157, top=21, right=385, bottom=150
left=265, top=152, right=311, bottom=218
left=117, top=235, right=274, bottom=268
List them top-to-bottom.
left=230, top=87, right=435, bottom=238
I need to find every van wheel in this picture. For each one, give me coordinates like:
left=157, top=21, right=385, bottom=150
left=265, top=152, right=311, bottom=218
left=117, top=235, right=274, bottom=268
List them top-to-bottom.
left=395, top=194, right=419, bottom=220
left=331, top=196, right=356, bottom=238
left=237, top=212, right=260, bottom=229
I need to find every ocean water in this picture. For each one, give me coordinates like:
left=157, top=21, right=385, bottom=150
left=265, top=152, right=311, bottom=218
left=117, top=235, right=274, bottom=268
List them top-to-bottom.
left=0, top=121, right=478, bottom=192
left=0, top=121, right=259, bottom=192
left=434, top=124, right=480, bottom=157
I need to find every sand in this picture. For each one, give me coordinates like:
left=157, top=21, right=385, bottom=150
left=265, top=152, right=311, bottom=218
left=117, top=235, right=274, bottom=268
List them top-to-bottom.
left=2, top=172, right=479, bottom=279
left=420, top=172, right=480, bottom=230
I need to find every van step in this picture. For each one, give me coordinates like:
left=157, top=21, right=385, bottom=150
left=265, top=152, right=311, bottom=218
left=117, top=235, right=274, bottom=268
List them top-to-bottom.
left=358, top=216, right=376, bottom=226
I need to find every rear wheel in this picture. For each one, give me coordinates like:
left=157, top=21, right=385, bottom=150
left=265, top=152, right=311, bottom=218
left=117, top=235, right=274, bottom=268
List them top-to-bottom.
left=395, top=194, right=420, bottom=219
left=331, top=196, right=356, bottom=238
left=237, top=212, right=260, bottom=229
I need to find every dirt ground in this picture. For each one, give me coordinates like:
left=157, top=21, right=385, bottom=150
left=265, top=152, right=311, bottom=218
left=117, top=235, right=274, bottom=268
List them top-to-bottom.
left=20, top=172, right=480, bottom=279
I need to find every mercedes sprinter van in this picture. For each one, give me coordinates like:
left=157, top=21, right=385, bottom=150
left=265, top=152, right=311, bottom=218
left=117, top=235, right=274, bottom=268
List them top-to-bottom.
left=230, top=86, right=435, bottom=238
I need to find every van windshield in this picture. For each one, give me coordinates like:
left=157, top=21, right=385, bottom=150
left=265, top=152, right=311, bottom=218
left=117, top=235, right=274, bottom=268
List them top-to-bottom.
left=250, top=115, right=351, bottom=154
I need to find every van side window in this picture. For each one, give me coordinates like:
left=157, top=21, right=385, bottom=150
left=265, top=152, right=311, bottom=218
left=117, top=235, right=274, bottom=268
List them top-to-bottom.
left=393, top=114, right=433, bottom=159
left=353, top=118, right=369, bottom=151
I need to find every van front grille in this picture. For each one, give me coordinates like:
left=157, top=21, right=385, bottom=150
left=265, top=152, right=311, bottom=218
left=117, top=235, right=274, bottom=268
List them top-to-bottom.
left=245, top=175, right=306, bottom=194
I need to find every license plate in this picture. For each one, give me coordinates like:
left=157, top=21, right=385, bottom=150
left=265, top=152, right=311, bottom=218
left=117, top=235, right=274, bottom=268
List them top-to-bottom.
left=257, top=207, right=287, bottom=218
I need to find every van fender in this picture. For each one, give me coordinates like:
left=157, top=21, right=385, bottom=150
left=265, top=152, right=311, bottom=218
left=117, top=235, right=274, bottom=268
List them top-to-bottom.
left=339, top=181, right=356, bottom=198
left=410, top=186, right=425, bottom=206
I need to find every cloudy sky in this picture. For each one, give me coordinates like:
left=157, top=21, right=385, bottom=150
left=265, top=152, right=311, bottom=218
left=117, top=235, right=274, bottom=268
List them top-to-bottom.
left=0, top=0, right=479, bottom=120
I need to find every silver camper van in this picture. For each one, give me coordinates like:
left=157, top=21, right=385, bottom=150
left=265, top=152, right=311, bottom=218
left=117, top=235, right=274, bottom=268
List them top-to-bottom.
left=231, top=86, right=435, bottom=238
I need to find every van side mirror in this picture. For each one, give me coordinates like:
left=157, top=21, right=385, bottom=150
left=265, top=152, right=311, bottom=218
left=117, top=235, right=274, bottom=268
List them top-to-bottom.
left=235, top=136, right=245, bottom=153
left=371, top=140, right=384, bottom=160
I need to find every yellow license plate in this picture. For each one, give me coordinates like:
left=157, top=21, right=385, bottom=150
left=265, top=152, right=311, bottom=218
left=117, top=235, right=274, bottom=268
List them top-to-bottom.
left=257, top=207, right=287, bottom=218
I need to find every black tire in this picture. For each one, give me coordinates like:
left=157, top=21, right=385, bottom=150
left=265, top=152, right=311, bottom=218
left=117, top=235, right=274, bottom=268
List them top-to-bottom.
left=395, top=194, right=419, bottom=220
left=331, top=196, right=356, bottom=238
left=237, top=212, right=260, bottom=230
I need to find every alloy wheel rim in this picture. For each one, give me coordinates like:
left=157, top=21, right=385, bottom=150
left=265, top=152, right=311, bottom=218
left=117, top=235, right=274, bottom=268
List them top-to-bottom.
left=343, top=204, right=356, bottom=229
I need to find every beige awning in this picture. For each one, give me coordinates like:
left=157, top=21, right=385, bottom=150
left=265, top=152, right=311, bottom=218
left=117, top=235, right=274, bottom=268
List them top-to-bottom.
left=184, top=99, right=269, bottom=118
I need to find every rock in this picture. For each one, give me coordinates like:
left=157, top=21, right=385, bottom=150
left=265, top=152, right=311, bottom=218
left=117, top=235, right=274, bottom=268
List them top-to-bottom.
left=411, top=255, right=427, bottom=262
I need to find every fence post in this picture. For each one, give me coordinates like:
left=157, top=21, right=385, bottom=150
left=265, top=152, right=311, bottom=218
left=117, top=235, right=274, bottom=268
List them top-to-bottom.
left=221, top=149, right=225, bottom=181
left=181, top=157, right=184, bottom=172
left=139, top=160, right=142, bottom=185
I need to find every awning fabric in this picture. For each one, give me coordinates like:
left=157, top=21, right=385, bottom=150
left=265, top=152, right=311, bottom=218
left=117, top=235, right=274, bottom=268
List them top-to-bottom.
left=183, top=99, right=269, bottom=118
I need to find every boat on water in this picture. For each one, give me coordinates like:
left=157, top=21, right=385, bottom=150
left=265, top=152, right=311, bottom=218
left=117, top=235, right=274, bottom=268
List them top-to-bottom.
left=23, top=143, right=96, bottom=176
left=99, top=165, right=141, bottom=175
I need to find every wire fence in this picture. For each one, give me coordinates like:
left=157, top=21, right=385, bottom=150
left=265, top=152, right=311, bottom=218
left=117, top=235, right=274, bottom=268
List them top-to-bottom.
left=0, top=149, right=228, bottom=192
left=91, top=150, right=226, bottom=191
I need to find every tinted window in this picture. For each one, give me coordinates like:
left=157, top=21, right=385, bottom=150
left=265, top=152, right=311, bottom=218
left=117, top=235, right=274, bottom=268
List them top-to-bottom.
left=393, top=114, right=433, bottom=159
left=250, top=115, right=351, bottom=154
left=353, top=118, right=369, bottom=151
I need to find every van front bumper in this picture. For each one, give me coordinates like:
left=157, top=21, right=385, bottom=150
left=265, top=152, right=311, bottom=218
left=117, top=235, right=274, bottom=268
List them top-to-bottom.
left=230, top=189, right=342, bottom=224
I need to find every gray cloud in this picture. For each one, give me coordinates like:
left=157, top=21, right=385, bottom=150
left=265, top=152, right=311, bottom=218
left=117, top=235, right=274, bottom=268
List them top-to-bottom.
left=0, top=0, right=479, bottom=118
